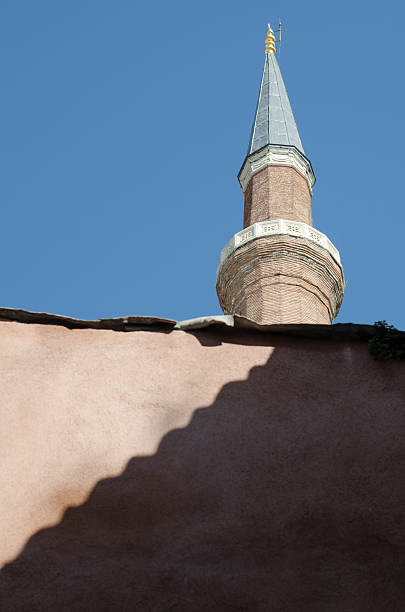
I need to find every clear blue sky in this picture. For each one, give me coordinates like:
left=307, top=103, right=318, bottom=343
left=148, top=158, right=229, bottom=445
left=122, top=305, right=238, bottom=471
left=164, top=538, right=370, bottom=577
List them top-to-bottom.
left=1, top=0, right=404, bottom=327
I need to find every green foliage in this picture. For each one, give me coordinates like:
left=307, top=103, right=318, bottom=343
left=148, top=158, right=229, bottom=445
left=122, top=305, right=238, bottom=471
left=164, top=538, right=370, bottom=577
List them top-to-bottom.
left=368, top=320, right=405, bottom=360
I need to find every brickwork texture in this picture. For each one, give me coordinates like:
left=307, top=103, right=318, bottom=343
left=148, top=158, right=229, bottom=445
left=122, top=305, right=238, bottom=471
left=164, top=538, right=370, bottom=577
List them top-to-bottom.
left=217, top=154, right=344, bottom=325
left=243, top=166, right=312, bottom=228
left=217, top=235, right=344, bottom=325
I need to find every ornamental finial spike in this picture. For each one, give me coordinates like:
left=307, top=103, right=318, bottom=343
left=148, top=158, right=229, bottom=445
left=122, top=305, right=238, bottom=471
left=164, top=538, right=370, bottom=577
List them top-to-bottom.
left=265, top=23, right=276, bottom=54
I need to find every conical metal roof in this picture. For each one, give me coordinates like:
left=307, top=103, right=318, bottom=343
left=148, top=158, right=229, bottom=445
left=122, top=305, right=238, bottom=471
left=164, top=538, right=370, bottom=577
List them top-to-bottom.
left=248, top=52, right=304, bottom=156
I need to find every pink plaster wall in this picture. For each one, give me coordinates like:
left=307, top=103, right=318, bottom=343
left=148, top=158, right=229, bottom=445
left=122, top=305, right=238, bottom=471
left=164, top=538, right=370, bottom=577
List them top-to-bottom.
left=0, top=321, right=405, bottom=610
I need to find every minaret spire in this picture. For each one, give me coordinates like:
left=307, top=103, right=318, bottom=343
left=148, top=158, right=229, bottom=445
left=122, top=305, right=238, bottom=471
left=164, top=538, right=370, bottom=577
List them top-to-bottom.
left=216, top=25, right=344, bottom=325
left=249, top=27, right=303, bottom=156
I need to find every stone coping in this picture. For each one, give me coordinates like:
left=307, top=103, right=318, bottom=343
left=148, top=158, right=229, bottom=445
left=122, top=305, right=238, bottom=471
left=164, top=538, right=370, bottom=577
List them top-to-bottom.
left=217, top=219, right=342, bottom=275
left=0, top=307, right=401, bottom=341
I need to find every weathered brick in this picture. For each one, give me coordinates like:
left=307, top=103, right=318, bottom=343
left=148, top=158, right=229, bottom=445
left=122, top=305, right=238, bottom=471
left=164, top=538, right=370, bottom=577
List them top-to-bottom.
left=217, top=154, right=344, bottom=326
left=244, top=166, right=312, bottom=228
left=217, top=235, right=344, bottom=325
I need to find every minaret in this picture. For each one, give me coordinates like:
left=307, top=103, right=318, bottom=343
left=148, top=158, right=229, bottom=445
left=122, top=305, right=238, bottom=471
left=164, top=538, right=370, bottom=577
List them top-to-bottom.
left=216, top=25, right=344, bottom=325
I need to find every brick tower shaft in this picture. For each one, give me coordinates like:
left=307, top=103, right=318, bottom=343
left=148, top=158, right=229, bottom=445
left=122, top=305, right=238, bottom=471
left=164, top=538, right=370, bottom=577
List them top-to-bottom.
left=243, top=166, right=312, bottom=228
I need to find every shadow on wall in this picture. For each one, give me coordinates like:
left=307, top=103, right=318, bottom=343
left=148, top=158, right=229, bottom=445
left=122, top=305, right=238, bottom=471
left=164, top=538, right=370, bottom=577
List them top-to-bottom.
left=1, top=333, right=405, bottom=611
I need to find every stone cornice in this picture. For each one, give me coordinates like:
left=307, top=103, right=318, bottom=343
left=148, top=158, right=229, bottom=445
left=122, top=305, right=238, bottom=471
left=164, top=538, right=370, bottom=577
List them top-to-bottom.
left=238, top=145, right=316, bottom=194
left=217, top=219, right=342, bottom=277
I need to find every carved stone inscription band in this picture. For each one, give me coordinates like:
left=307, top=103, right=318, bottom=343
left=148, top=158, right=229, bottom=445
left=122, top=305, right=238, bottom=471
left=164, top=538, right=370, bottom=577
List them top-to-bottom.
left=217, top=218, right=342, bottom=276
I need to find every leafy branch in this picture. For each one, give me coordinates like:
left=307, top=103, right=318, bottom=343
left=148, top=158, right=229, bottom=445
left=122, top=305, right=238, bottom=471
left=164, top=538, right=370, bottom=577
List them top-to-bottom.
left=368, top=320, right=405, bottom=360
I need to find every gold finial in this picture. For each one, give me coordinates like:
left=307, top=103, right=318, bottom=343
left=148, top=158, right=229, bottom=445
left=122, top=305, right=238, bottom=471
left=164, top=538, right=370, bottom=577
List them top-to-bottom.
left=265, top=23, right=276, bottom=54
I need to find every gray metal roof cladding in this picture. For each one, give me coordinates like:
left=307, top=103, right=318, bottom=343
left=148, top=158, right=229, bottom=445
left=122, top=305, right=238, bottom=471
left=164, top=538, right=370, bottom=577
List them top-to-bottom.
left=248, top=52, right=304, bottom=155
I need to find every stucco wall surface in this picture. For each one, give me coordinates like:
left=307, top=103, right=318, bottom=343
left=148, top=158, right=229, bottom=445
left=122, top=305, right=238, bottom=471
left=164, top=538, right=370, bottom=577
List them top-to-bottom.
left=0, top=321, right=405, bottom=611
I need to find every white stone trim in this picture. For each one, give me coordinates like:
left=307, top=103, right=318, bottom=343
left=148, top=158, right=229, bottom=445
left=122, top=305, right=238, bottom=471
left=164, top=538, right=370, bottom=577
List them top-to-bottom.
left=238, top=145, right=316, bottom=194
left=217, top=219, right=342, bottom=277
